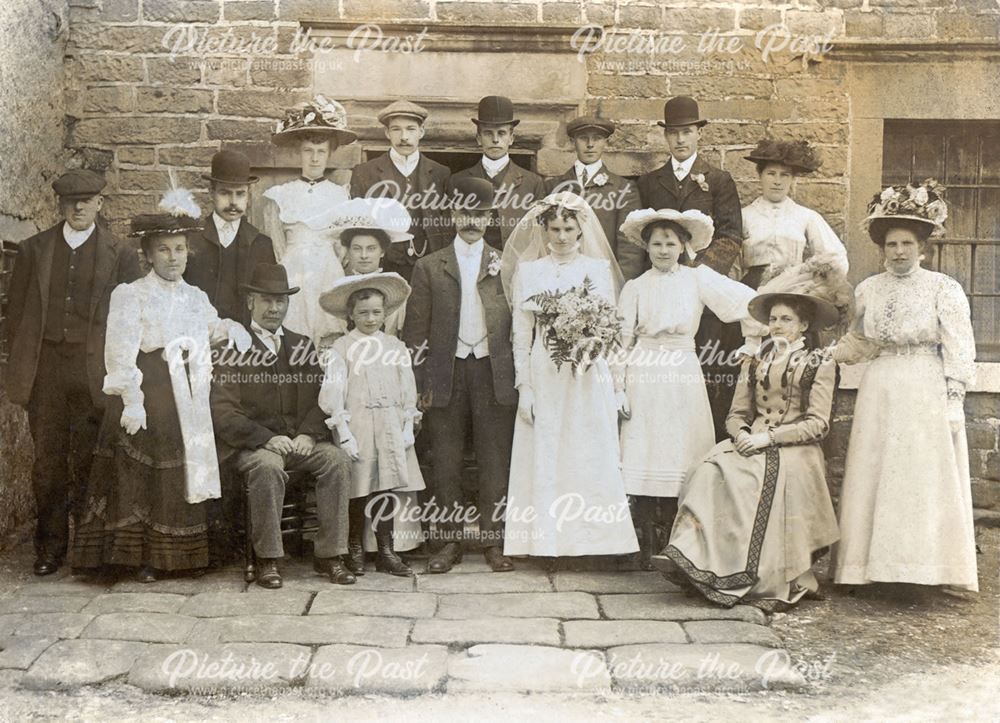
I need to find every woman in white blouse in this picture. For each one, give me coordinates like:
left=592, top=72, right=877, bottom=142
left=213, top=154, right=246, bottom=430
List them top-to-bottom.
left=739, top=139, right=848, bottom=290
left=72, top=190, right=251, bottom=582
left=616, top=209, right=756, bottom=569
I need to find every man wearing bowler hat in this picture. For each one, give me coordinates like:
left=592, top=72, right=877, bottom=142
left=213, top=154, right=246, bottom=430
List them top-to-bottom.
left=450, top=96, right=546, bottom=250
left=638, top=96, right=745, bottom=444
left=349, top=100, right=452, bottom=282
left=546, top=115, right=644, bottom=280
left=186, top=149, right=276, bottom=323
left=4, top=168, right=140, bottom=575
left=403, top=176, right=517, bottom=574
left=211, top=263, right=355, bottom=589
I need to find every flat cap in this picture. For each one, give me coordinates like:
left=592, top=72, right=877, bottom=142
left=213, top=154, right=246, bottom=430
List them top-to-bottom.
left=378, top=100, right=429, bottom=126
left=566, top=115, right=615, bottom=138
left=52, top=169, right=106, bottom=199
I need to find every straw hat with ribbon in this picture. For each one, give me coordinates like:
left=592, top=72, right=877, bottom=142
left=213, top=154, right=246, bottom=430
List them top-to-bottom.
left=319, top=272, right=411, bottom=320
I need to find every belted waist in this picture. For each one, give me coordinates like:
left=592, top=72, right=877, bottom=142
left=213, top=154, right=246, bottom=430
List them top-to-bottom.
left=634, top=335, right=695, bottom=352
left=881, top=342, right=939, bottom=356
left=363, top=399, right=403, bottom=410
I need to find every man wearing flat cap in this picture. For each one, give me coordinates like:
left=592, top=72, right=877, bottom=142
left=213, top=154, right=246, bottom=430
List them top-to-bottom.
left=450, top=96, right=546, bottom=250
left=637, top=96, right=745, bottom=442
left=349, top=100, right=452, bottom=282
left=546, top=115, right=644, bottom=280
left=185, top=149, right=276, bottom=324
left=4, top=168, right=140, bottom=575
left=403, top=176, right=517, bottom=575
left=210, top=263, right=355, bottom=589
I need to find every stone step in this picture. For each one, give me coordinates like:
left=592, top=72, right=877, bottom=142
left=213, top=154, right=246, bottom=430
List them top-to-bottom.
left=416, top=571, right=553, bottom=594
left=553, top=571, right=679, bottom=595
left=178, top=590, right=312, bottom=617
left=309, top=590, right=437, bottom=618
left=80, top=592, right=188, bottom=615
left=435, top=592, right=599, bottom=620
left=598, top=593, right=768, bottom=624
left=0, top=595, right=90, bottom=614
left=80, top=612, right=198, bottom=644
left=187, top=614, right=411, bottom=647
left=410, top=618, right=562, bottom=646
left=562, top=620, right=687, bottom=647
left=0, top=637, right=56, bottom=670
left=21, top=639, right=148, bottom=690
left=128, top=643, right=309, bottom=693
left=305, top=644, right=449, bottom=694
left=447, top=644, right=611, bottom=693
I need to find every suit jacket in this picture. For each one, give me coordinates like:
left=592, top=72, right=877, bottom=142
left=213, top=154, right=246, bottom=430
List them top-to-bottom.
left=349, top=152, right=452, bottom=269
left=637, top=156, right=743, bottom=275
left=450, top=160, right=547, bottom=249
left=545, top=166, right=645, bottom=281
left=184, top=216, right=275, bottom=322
left=4, top=221, right=140, bottom=408
left=402, top=244, right=516, bottom=408
left=210, top=326, right=329, bottom=460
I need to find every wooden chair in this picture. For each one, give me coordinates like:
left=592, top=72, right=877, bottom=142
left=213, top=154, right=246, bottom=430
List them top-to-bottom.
left=239, top=470, right=318, bottom=583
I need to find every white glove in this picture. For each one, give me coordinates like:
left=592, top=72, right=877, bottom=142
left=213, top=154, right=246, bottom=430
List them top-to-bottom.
left=228, top=324, right=253, bottom=353
left=517, top=386, right=534, bottom=425
left=615, top=390, right=631, bottom=420
left=947, top=397, right=966, bottom=431
left=120, top=404, right=147, bottom=435
left=402, top=419, right=415, bottom=448
left=336, top=422, right=360, bottom=461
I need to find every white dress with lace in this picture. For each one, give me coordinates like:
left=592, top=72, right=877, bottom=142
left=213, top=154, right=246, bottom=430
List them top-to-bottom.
left=262, top=179, right=349, bottom=345
left=739, top=196, right=848, bottom=279
left=503, top=255, right=639, bottom=557
left=618, top=264, right=755, bottom=497
left=832, top=266, right=978, bottom=591
left=104, top=271, right=246, bottom=503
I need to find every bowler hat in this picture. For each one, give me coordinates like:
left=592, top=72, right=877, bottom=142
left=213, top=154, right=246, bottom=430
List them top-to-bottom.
left=471, top=96, right=520, bottom=128
left=657, top=96, right=708, bottom=128
left=378, top=100, right=429, bottom=126
left=566, top=115, right=615, bottom=138
left=202, top=150, right=259, bottom=185
left=52, top=169, right=106, bottom=199
left=450, top=177, right=495, bottom=212
left=240, top=263, right=300, bottom=295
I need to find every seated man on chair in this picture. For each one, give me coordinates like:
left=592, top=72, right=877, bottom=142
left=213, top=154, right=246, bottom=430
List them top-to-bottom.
left=210, top=263, right=355, bottom=588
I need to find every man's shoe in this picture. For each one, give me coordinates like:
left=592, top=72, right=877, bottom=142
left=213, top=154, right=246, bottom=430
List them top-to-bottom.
left=426, top=542, right=462, bottom=574
left=484, top=546, right=514, bottom=572
left=33, top=555, right=60, bottom=576
left=314, top=557, right=356, bottom=585
left=256, top=559, right=282, bottom=589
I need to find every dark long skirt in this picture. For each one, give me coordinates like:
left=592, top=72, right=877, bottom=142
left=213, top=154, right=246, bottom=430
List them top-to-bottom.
left=72, top=350, right=209, bottom=572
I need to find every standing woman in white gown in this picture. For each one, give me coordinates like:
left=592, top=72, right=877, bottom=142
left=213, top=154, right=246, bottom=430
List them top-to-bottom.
left=260, top=95, right=356, bottom=348
left=832, top=180, right=978, bottom=593
left=500, top=192, right=638, bottom=559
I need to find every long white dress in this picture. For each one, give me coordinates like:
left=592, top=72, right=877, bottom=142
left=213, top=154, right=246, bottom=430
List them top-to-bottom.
left=261, top=178, right=349, bottom=345
left=739, top=196, right=849, bottom=282
left=503, top=255, right=639, bottom=557
left=618, top=264, right=755, bottom=497
left=832, top=266, right=978, bottom=591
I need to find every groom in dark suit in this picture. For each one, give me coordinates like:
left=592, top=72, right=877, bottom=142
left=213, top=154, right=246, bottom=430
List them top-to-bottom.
left=450, top=96, right=546, bottom=250
left=637, top=96, right=745, bottom=442
left=185, top=150, right=276, bottom=323
left=403, top=177, right=517, bottom=573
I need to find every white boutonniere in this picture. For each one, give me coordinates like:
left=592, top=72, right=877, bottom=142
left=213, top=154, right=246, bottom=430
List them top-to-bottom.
left=592, top=172, right=609, bottom=187
left=692, top=173, right=709, bottom=193
left=487, top=250, right=502, bottom=276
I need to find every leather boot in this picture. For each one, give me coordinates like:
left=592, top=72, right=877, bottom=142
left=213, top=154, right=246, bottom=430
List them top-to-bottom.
left=343, top=498, right=366, bottom=576
left=639, top=517, right=657, bottom=571
left=374, top=518, right=412, bottom=577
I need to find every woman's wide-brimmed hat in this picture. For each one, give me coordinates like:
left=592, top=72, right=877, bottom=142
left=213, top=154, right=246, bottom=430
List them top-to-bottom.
left=272, top=95, right=358, bottom=146
left=745, top=139, right=822, bottom=174
left=862, top=178, right=947, bottom=244
left=130, top=187, right=203, bottom=238
left=330, top=197, right=413, bottom=246
left=620, top=208, right=714, bottom=254
left=747, top=254, right=852, bottom=330
left=240, top=263, right=300, bottom=295
left=319, top=272, right=411, bottom=320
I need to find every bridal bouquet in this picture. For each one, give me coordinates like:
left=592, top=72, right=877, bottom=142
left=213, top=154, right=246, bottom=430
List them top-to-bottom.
left=528, top=276, right=621, bottom=375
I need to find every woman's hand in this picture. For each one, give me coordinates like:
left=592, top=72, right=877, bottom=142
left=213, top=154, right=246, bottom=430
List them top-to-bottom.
left=517, top=386, right=535, bottom=425
left=615, top=390, right=631, bottom=420
left=120, top=404, right=147, bottom=435
left=735, top=431, right=770, bottom=456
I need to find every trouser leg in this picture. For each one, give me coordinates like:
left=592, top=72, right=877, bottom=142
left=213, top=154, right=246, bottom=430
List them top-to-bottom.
left=425, top=360, right=472, bottom=545
left=290, top=441, right=351, bottom=559
left=236, top=448, right=288, bottom=559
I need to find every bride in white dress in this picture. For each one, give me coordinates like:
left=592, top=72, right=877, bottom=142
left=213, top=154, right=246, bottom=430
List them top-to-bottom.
left=260, top=95, right=355, bottom=347
left=500, top=192, right=639, bottom=558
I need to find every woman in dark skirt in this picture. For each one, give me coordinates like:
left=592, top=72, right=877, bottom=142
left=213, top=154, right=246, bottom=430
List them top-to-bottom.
left=72, top=189, right=251, bottom=581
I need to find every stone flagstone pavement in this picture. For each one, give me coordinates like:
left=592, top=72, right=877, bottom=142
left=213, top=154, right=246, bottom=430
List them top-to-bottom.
left=0, top=558, right=804, bottom=696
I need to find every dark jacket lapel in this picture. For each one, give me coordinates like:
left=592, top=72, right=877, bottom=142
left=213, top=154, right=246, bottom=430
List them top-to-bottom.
left=676, top=156, right=710, bottom=204
left=656, top=163, right=680, bottom=201
left=35, top=225, right=59, bottom=315
left=89, top=225, right=119, bottom=320
left=441, top=243, right=461, bottom=283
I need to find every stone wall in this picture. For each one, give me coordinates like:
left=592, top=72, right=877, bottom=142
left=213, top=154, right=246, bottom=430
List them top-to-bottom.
left=0, top=0, right=70, bottom=543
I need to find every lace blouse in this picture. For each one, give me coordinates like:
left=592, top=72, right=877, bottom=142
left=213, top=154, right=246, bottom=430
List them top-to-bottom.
left=834, top=266, right=976, bottom=386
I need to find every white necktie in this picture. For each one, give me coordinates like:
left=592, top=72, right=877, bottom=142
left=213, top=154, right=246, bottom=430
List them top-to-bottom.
left=259, top=330, right=280, bottom=356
